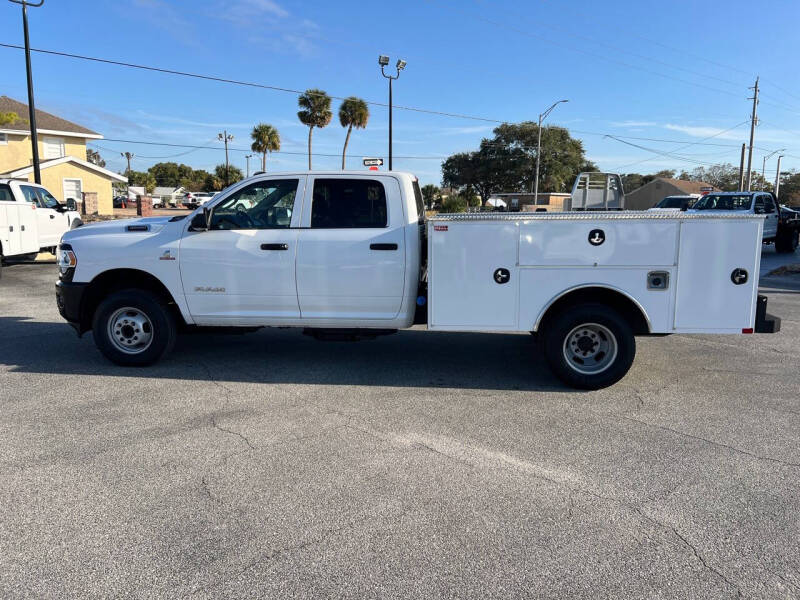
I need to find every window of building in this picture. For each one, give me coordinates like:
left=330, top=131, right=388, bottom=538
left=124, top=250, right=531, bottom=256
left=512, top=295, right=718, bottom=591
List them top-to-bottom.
left=0, top=132, right=7, bottom=145
left=43, top=137, right=65, bottom=159
left=311, top=178, right=387, bottom=229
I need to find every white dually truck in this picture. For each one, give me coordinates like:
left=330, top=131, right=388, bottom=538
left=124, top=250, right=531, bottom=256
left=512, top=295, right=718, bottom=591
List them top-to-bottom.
left=55, top=171, right=780, bottom=389
left=1, top=178, right=83, bottom=276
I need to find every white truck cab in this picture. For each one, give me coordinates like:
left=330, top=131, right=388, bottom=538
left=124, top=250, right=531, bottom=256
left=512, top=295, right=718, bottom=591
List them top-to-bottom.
left=55, top=171, right=780, bottom=389
left=0, top=179, right=82, bottom=274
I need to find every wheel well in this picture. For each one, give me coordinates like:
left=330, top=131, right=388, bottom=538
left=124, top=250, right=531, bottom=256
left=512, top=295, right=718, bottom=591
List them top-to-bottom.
left=80, top=269, right=184, bottom=331
left=536, top=287, right=650, bottom=335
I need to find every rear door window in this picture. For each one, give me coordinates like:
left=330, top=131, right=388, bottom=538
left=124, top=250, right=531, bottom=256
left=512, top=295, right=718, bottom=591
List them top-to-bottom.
left=311, top=179, right=387, bottom=228
left=0, top=184, right=13, bottom=202
left=20, top=185, right=43, bottom=205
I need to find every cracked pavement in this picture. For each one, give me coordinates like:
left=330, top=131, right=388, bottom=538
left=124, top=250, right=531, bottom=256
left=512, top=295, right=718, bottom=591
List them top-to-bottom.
left=1, top=259, right=799, bottom=598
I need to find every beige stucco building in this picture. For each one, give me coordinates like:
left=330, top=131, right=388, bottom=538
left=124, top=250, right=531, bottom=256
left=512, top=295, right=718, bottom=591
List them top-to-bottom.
left=0, top=95, right=126, bottom=214
left=624, top=178, right=718, bottom=210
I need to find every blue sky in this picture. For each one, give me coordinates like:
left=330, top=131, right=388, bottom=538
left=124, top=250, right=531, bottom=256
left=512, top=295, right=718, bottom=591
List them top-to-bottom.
left=1, top=0, right=799, bottom=186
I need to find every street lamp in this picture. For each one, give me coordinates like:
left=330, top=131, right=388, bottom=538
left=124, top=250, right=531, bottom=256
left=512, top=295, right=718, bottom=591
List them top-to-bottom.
left=10, top=0, right=45, bottom=184
left=379, top=55, right=406, bottom=170
left=533, top=99, right=568, bottom=203
left=218, top=130, right=234, bottom=186
left=761, top=148, right=784, bottom=191
left=244, top=154, right=254, bottom=177
left=775, top=155, right=784, bottom=198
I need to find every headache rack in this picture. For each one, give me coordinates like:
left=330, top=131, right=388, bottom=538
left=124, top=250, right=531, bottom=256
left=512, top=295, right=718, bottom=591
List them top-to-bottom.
left=567, top=172, right=625, bottom=211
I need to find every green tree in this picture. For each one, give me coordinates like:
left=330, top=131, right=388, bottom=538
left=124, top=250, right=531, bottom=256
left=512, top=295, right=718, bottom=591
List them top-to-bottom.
left=297, top=89, right=332, bottom=169
left=338, top=97, right=369, bottom=169
left=0, top=111, right=21, bottom=126
left=442, top=122, right=594, bottom=205
left=250, top=123, right=281, bottom=171
left=86, top=148, right=105, bottom=168
left=147, top=162, right=195, bottom=187
left=206, top=164, right=244, bottom=190
left=127, top=170, right=156, bottom=194
left=778, top=170, right=800, bottom=205
left=421, top=184, right=440, bottom=209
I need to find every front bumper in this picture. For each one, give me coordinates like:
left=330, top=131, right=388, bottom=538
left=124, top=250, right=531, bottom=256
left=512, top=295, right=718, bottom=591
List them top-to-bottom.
left=55, top=280, right=88, bottom=335
left=754, top=294, right=781, bottom=333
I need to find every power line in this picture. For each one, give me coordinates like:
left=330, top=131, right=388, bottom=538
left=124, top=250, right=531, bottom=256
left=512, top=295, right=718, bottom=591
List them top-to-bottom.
left=0, top=42, right=504, bottom=124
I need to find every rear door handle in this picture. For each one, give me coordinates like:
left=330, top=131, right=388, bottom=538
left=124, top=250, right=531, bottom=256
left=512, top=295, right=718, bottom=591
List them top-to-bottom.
left=50, top=214, right=55, bottom=219
left=261, top=243, right=288, bottom=250
left=370, top=243, right=398, bottom=251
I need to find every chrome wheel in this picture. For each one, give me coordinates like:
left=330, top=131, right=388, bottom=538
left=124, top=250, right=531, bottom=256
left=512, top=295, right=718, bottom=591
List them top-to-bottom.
left=107, top=307, right=154, bottom=354
left=562, top=322, right=618, bottom=375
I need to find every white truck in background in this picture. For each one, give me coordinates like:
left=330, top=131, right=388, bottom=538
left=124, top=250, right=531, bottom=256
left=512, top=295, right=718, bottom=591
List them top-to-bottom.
left=55, top=171, right=780, bottom=389
left=1, top=179, right=82, bottom=277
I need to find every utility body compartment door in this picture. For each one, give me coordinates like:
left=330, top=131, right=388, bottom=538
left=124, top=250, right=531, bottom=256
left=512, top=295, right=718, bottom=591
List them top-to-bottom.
left=295, top=176, right=406, bottom=320
left=673, top=219, right=762, bottom=331
left=428, top=221, right=518, bottom=330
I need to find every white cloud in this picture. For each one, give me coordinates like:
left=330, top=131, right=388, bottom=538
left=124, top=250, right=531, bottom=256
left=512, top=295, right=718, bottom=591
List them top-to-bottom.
left=663, top=124, right=743, bottom=140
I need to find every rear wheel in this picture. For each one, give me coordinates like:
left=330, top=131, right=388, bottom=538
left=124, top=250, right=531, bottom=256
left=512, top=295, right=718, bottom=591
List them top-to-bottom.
left=775, top=229, right=799, bottom=253
left=92, top=289, right=176, bottom=366
left=542, top=303, right=636, bottom=389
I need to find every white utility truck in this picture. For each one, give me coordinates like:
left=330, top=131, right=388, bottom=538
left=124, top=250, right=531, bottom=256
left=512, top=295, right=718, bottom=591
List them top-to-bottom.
left=55, top=171, right=780, bottom=389
left=1, top=179, right=82, bottom=276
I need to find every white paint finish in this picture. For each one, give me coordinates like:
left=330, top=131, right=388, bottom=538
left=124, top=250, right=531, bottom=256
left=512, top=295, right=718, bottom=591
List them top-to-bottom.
left=295, top=175, right=407, bottom=320
left=518, top=219, right=677, bottom=267
left=673, top=220, right=761, bottom=331
left=429, top=221, right=519, bottom=330
left=180, top=228, right=301, bottom=322
left=517, top=268, right=675, bottom=333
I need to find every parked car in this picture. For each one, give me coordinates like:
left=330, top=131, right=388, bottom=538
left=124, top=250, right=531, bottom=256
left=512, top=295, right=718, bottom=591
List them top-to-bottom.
left=55, top=171, right=780, bottom=389
left=1, top=179, right=82, bottom=275
left=690, top=191, right=800, bottom=252
left=182, top=192, right=216, bottom=209
left=649, top=194, right=700, bottom=211
left=113, top=196, right=127, bottom=209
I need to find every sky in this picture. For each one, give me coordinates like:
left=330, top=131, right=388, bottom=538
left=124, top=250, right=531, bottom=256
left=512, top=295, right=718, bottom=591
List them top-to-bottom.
left=1, top=0, right=799, bottom=187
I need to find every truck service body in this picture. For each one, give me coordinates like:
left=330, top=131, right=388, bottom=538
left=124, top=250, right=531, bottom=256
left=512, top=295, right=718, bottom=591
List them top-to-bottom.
left=55, top=171, right=780, bottom=389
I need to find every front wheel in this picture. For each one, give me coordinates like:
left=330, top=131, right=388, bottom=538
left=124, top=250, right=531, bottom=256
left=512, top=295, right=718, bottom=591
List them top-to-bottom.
left=775, top=229, right=799, bottom=254
left=92, top=289, right=176, bottom=366
left=542, top=303, right=636, bottom=390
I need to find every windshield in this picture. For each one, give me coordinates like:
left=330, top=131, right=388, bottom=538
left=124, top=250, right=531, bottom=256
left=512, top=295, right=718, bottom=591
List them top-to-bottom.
left=692, top=194, right=752, bottom=211
left=656, top=196, right=688, bottom=209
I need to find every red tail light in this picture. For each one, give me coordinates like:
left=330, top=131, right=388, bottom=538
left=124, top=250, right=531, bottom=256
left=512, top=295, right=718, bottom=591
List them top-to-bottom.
left=742, top=328, right=754, bottom=334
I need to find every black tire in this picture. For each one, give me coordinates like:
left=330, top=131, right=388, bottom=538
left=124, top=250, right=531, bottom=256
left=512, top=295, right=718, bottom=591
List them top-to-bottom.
left=775, top=229, right=799, bottom=254
left=92, top=289, right=176, bottom=366
left=542, top=303, right=636, bottom=390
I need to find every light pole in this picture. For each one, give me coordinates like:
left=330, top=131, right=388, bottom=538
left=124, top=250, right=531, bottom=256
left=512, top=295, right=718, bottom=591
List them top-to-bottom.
left=10, top=0, right=45, bottom=184
left=379, top=55, right=406, bottom=171
left=533, top=99, right=568, bottom=203
left=218, top=130, right=234, bottom=186
left=761, top=148, right=784, bottom=190
left=121, top=151, right=134, bottom=200
left=245, top=154, right=253, bottom=177
left=775, top=155, right=783, bottom=198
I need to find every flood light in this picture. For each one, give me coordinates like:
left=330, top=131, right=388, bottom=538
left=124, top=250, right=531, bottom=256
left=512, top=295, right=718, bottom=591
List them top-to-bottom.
left=378, top=55, right=390, bottom=66
left=396, top=59, right=407, bottom=70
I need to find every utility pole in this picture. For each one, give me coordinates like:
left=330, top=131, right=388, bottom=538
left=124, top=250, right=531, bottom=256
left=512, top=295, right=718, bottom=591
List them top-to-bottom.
left=10, top=0, right=45, bottom=184
left=745, top=77, right=759, bottom=191
left=532, top=99, right=568, bottom=203
left=218, top=131, right=233, bottom=186
left=737, top=143, right=746, bottom=191
left=120, top=151, right=134, bottom=200
left=775, top=155, right=783, bottom=198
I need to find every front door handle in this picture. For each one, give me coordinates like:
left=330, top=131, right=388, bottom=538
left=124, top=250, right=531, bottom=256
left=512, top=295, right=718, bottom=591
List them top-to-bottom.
left=50, top=214, right=55, bottom=219
left=261, top=243, right=288, bottom=250
left=370, top=243, right=398, bottom=251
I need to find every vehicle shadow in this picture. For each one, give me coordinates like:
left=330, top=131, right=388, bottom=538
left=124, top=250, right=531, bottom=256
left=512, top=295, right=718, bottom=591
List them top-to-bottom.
left=0, top=316, right=571, bottom=393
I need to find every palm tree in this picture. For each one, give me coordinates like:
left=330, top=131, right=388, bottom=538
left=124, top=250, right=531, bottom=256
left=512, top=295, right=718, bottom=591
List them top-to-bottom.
left=297, top=89, right=332, bottom=169
left=338, top=97, right=369, bottom=170
left=250, top=123, right=280, bottom=172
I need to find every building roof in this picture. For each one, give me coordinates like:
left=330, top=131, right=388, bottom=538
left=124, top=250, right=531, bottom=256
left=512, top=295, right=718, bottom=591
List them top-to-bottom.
left=0, top=95, right=101, bottom=138
left=1, top=155, right=127, bottom=182
left=637, top=178, right=718, bottom=195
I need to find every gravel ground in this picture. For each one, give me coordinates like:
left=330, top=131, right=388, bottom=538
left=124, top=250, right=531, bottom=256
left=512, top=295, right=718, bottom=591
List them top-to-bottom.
left=0, top=255, right=798, bottom=599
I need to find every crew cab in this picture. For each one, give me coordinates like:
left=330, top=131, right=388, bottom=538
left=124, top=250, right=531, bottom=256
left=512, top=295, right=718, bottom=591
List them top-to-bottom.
left=55, top=171, right=780, bottom=389
left=1, top=179, right=82, bottom=276
left=690, top=191, right=800, bottom=252
left=648, top=194, right=699, bottom=211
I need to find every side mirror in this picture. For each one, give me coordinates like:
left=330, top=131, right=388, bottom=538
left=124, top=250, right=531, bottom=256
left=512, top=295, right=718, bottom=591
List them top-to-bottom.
left=66, top=198, right=77, bottom=211
left=203, top=205, right=211, bottom=229
left=189, top=207, right=212, bottom=231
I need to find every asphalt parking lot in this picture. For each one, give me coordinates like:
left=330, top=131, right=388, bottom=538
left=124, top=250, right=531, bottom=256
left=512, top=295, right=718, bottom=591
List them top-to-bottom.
left=1, top=255, right=799, bottom=598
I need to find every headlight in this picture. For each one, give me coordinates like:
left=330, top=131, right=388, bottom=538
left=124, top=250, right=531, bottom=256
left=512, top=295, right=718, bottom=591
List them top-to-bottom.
left=57, top=243, right=77, bottom=278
